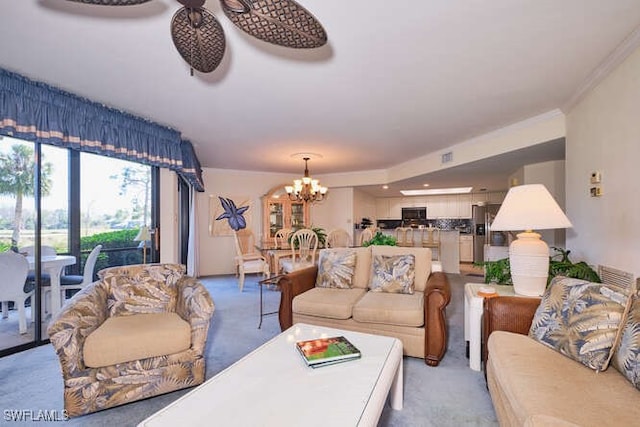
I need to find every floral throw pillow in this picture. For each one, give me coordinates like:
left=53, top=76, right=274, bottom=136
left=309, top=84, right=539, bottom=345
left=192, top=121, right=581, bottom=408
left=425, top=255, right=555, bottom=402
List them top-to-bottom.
left=315, top=250, right=357, bottom=289
left=369, top=254, right=415, bottom=294
left=529, top=276, right=632, bottom=371
left=611, top=294, right=640, bottom=389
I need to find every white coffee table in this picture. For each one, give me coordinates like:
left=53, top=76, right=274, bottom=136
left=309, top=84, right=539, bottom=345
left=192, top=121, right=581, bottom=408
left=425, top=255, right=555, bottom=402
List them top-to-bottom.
left=139, top=323, right=403, bottom=427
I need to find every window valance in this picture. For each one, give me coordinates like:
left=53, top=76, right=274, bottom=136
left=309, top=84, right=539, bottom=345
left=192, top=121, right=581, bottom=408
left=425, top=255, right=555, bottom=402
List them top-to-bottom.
left=0, top=68, right=204, bottom=191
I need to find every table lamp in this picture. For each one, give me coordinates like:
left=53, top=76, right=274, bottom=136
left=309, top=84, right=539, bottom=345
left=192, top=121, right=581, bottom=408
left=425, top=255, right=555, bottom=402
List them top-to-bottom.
left=490, top=184, right=572, bottom=296
left=134, top=226, right=151, bottom=264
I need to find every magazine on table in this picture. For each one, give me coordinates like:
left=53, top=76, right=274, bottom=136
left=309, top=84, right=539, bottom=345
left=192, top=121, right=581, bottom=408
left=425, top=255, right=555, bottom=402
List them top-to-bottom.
left=295, top=336, right=361, bottom=368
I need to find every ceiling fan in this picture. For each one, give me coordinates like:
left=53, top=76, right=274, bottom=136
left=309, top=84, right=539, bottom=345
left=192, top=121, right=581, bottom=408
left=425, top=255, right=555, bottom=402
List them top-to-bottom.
left=65, top=0, right=328, bottom=74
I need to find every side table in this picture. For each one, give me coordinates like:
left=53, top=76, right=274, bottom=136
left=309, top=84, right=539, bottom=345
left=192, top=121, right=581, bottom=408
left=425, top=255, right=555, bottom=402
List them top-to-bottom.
left=258, top=274, right=284, bottom=329
left=464, top=283, right=516, bottom=371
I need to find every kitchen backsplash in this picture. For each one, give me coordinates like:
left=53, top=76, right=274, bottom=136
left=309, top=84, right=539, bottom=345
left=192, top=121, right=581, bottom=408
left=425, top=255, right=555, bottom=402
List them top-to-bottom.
left=376, top=218, right=473, bottom=233
left=430, top=218, right=473, bottom=233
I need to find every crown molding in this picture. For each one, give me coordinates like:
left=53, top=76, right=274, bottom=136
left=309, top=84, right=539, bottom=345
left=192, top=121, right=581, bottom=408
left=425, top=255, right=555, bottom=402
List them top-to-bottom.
left=563, top=25, right=640, bottom=113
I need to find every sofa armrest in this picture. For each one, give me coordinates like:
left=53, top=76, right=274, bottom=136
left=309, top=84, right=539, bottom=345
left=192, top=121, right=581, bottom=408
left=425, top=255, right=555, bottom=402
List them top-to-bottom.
left=278, top=265, right=319, bottom=330
left=424, top=271, right=451, bottom=366
left=176, top=277, right=215, bottom=356
left=47, top=281, right=110, bottom=379
left=481, top=296, right=541, bottom=367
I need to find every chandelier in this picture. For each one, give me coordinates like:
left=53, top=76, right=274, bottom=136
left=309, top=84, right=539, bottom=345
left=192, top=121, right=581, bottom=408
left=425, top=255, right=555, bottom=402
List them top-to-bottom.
left=285, top=157, right=328, bottom=203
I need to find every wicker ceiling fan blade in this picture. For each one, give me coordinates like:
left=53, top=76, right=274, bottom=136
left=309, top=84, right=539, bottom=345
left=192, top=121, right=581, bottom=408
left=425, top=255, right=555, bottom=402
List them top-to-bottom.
left=64, top=0, right=153, bottom=5
left=176, top=0, right=206, bottom=8
left=221, top=0, right=327, bottom=49
left=171, top=7, right=226, bottom=73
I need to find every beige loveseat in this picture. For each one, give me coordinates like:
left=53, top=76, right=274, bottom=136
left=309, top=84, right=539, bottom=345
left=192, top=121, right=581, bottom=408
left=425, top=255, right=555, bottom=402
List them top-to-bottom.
left=278, top=245, right=451, bottom=366
left=484, top=287, right=640, bottom=426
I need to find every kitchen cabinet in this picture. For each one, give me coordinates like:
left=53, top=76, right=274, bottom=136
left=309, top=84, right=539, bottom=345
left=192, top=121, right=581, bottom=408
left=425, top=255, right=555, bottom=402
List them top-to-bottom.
left=261, top=185, right=309, bottom=246
left=427, top=195, right=471, bottom=219
left=457, top=195, right=472, bottom=218
left=427, top=196, right=444, bottom=219
left=375, top=198, right=390, bottom=219
left=388, top=198, right=403, bottom=219
left=459, top=235, right=473, bottom=262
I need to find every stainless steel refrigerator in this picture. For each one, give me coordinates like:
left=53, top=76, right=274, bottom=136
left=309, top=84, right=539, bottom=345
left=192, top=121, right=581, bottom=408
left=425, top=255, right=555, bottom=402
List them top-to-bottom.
left=472, top=204, right=503, bottom=263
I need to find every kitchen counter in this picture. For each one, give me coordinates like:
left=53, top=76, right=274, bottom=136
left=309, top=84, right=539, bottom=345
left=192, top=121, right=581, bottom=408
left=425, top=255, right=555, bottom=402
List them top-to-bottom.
left=374, top=229, right=460, bottom=274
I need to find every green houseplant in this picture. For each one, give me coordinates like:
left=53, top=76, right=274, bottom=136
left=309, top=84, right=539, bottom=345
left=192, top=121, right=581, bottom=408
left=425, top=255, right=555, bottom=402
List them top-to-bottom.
left=288, top=226, right=327, bottom=248
left=362, top=231, right=397, bottom=247
left=478, top=247, right=600, bottom=285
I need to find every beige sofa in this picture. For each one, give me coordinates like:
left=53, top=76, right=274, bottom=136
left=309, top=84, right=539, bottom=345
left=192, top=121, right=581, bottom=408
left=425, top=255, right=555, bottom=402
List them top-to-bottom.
left=278, top=245, right=451, bottom=366
left=484, top=295, right=640, bottom=426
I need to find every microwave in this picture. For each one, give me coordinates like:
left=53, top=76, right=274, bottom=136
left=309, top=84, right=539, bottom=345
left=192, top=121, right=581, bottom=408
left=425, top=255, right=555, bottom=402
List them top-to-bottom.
left=401, top=207, right=427, bottom=221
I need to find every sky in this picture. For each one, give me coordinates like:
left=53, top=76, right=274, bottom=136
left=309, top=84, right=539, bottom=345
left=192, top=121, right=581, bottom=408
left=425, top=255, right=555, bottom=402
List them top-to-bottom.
left=0, top=136, right=145, bottom=217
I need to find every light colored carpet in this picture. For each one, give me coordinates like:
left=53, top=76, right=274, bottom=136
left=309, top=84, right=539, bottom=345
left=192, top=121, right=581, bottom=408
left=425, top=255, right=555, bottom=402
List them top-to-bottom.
left=0, top=273, right=497, bottom=426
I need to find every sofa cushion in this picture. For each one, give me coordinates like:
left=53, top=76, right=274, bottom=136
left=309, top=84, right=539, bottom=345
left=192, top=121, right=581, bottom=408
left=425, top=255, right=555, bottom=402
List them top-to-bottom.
left=370, top=246, right=431, bottom=292
left=351, top=247, right=372, bottom=289
left=315, top=249, right=357, bottom=289
left=369, top=254, right=415, bottom=294
left=99, top=263, right=185, bottom=316
left=529, top=276, right=632, bottom=371
left=292, top=287, right=367, bottom=320
left=352, top=292, right=424, bottom=327
left=612, top=294, right=640, bottom=389
left=83, top=312, right=191, bottom=368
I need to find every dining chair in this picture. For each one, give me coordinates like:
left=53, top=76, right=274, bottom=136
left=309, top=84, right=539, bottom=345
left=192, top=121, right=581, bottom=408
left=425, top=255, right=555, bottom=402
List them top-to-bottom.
left=359, top=227, right=375, bottom=246
left=421, top=227, right=441, bottom=260
left=234, top=228, right=266, bottom=274
left=274, top=228, right=293, bottom=249
left=326, top=228, right=351, bottom=248
left=279, top=229, right=318, bottom=274
left=233, top=230, right=270, bottom=292
left=58, top=244, right=103, bottom=300
left=0, top=251, right=34, bottom=334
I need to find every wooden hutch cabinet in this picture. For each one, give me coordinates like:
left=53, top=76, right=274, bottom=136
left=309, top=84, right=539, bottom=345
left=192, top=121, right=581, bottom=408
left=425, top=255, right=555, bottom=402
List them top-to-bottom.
left=261, top=185, right=309, bottom=246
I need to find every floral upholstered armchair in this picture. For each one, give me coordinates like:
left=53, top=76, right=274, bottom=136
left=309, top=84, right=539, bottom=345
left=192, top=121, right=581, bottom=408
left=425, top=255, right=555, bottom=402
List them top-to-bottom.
left=47, top=264, right=215, bottom=417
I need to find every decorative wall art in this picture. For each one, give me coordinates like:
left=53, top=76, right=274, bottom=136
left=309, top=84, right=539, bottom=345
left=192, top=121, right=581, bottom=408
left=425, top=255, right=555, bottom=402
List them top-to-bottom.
left=210, top=195, right=252, bottom=235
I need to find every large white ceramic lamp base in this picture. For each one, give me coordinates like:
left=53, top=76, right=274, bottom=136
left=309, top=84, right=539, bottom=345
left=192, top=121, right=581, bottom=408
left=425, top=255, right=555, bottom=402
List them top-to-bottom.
left=509, top=231, right=549, bottom=296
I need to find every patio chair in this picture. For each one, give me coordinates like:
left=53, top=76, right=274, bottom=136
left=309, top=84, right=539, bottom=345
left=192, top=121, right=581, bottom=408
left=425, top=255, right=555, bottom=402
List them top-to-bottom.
left=58, top=244, right=103, bottom=300
left=0, top=251, right=34, bottom=334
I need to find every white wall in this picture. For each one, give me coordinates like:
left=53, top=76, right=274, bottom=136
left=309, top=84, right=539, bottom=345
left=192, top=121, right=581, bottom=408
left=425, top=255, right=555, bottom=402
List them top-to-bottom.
left=566, top=45, right=640, bottom=276
left=522, top=160, right=566, bottom=250
left=196, top=168, right=294, bottom=276
left=159, top=169, right=179, bottom=264
left=310, top=187, right=355, bottom=243
left=353, top=188, right=376, bottom=227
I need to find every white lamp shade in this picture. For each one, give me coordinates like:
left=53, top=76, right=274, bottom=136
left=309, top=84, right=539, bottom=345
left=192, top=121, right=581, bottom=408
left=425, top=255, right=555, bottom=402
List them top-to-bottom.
left=490, top=184, right=571, bottom=297
left=491, top=184, right=572, bottom=231
left=134, top=226, right=151, bottom=241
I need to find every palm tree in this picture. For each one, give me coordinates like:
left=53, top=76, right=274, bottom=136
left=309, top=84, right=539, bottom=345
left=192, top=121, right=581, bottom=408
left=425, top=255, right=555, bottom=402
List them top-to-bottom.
left=0, top=143, right=53, bottom=246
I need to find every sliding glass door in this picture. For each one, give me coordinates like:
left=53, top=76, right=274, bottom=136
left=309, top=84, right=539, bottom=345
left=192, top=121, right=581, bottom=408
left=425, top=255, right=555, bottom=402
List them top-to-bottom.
left=0, top=136, right=159, bottom=356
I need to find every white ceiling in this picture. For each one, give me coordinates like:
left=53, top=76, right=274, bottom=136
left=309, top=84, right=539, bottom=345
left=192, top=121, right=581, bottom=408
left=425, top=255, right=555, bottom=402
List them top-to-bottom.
left=1, top=1, right=640, bottom=194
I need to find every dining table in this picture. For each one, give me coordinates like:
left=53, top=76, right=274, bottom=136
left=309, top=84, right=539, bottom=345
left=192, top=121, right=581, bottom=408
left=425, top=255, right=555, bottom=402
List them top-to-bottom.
left=255, top=245, right=293, bottom=276
left=26, top=254, right=76, bottom=317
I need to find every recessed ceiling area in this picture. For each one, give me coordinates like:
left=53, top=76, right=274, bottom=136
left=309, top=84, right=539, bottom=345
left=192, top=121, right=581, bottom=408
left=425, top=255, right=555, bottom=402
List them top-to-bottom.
left=357, top=138, right=566, bottom=198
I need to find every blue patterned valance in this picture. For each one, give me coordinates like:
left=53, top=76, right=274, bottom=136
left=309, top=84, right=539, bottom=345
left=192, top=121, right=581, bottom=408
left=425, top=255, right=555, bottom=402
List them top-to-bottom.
left=0, top=68, right=204, bottom=192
